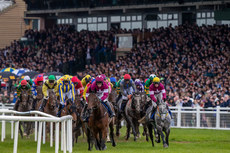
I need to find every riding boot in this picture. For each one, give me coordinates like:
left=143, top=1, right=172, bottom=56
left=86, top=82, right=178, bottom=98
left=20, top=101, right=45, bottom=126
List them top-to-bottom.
left=31, top=98, right=37, bottom=110
left=39, top=99, right=48, bottom=112
left=121, top=100, right=127, bottom=113
left=102, top=101, right=115, bottom=118
left=81, top=103, right=88, bottom=122
left=56, top=104, right=64, bottom=117
left=166, top=105, right=173, bottom=119
left=150, top=106, right=157, bottom=121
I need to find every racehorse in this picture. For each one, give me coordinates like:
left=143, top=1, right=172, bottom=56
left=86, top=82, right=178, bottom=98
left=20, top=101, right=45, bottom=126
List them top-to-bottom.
left=35, top=86, right=44, bottom=110
left=17, top=89, right=32, bottom=138
left=42, top=89, right=57, bottom=141
left=124, top=92, right=142, bottom=141
left=86, top=93, right=116, bottom=150
left=147, top=93, right=171, bottom=148
left=73, top=94, right=84, bottom=144
left=59, top=97, right=78, bottom=146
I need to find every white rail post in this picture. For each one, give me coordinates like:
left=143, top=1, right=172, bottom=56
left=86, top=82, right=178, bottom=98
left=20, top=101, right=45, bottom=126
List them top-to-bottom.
left=177, top=106, right=181, bottom=127
left=196, top=106, right=200, bottom=128
left=216, top=106, right=220, bottom=129
left=1, top=112, right=5, bottom=142
left=11, top=114, right=14, bottom=139
left=35, top=114, right=38, bottom=141
left=69, top=119, right=72, bottom=153
left=67, top=120, right=69, bottom=152
left=13, top=121, right=19, bottom=153
left=37, top=121, right=43, bottom=153
left=43, top=121, right=46, bottom=144
left=61, top=121, right=64, bottom=151
left=63, top=121, right=66, bottom=153
left=50, top=122, right=53, bottom=147
left=55, top=122, right=59, bottom=153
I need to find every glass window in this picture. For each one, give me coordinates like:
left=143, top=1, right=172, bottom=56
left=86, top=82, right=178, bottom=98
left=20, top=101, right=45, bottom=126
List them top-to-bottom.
left=202, top=12, right=206, bottom=18
left=207, top=12, right=211, bottom=18
left=211, top=12, right=214, bottom=17
left=173, top=13, right=178, bottom=19
left=197, top=13, right=201, bottom=18
left=158, top=14, right=162, bottom=20
left=163, top=14, right=167, bottom=20
left=168, top=14, right=172, bottom=20
left=137, top=15, right=142, bottom=20
left=111, top=16, right=120, bottom=22
left=121, top=16, right=126, bottom=21
left=126, top=16, right=131, bottom=21
left=132, top=16, right=136, bottom=21
left=88, top=17, right=92, bottom=23
left=93, top=17, right=97, bottom=23
left=98, top=17, right=102, bottom=22
left=103, top=17, right=107, bottom=22
left=69, top=18, right=73, bottom=24
left=78, top=18, right=82, bottom=23
left=83, top=18, right=87, bottom=23
left=57, top=19, right=61, bottom=24
left=61, top=19, right=65, bottom=24
left=65, top=19, right=69, bottom=24
left=98, top=23, right=108, bottom=31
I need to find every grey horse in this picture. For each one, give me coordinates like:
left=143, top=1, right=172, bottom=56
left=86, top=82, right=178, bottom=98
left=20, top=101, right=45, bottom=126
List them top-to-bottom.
left=147, top=93, right=171, bottom=148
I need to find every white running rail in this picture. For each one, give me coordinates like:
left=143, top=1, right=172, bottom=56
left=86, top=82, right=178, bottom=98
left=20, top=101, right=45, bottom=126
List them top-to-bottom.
left=170, top=106, right=230, bottom=130
left=0, top=109, right=73, bottom=153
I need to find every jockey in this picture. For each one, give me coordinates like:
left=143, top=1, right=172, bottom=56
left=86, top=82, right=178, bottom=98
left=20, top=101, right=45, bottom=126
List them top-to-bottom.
left=101, top=74, right=113, bottom=92
left=120, top=74, right=137, bottom=112
left=145, top=74, right=156, bottom=97
left=20, top=75, right=33, bottom=86
left=31, top=75, right=44, bottom=110
left=39, top=75, right=58, bottom=112
left=57, top=75, right=75, bottom=117
left=81, top=75, right=91, bottom=88
left=82, top=75, right=115, bottom=122
left=71, top=76, right=84, bottom=98
left=110, top=77, right=117, bottom=89
left=115, top=77, right=123, bottom=104
left=149, top=77, right=172, bottom=120
left=83, top=78, right=95, bottom=101
left=135, top=79, right=144, bottom=92
left=14, top=80, right=32, bottom=111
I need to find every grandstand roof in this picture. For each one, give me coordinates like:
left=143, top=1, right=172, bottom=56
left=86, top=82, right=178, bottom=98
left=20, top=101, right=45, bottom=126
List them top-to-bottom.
left=0, top=0, right=13, bottom=12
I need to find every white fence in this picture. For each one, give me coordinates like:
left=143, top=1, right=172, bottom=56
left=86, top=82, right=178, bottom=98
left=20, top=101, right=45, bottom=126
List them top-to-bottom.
left=170, top=106, right=230, bottom=130
left=0, top=109, right=73, bottom=153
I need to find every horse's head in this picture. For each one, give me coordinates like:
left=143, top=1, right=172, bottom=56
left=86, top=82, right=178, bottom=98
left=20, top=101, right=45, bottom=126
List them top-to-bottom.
left=36, top=86, right=43, bottom=99
left=21, top=89, right=29, bottom=106
left=47, top=89, right=56, bottom=108
left=108, top=89, right=117, bottom=106
left=132, top=92, right=141, bottom=113
left=87, top=93, right=100, bottom=114
left=66, top=99, right=77, bottom=121
left=157, top=102, right=169, bottom=121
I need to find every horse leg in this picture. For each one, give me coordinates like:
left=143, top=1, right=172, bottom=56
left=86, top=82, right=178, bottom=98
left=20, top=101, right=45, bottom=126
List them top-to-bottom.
left=116, top=114, right=121, bottom=137
left=109, top=121, right=116, bottom=147
left=19, top=122, right=23, bottom=139
left=125, top=123, right=130, bottom=140
left=143, top=123, right=149, bottom=142
left=147, top=123, right=154, bottom=147
left=154, top=127, right=160, bottom=143
left=101, top=128, right=107, bottom=150
left=165, top=128, right=170, bottom=146
left=87, top=129, right=92, bottom=151
left=159, top=129, right=167, bottom=148
left=95, top=132, right=101, bottom=150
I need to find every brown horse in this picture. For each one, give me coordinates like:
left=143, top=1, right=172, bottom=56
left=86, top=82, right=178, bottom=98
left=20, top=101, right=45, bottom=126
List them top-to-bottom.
left=35, top=86, right=43, bottom=110
left=17, top=89, right=32, bottom=138
left=86, top=93, right=116, bottom=151
left=73, top=95, right=84, bottom=144
left=60, top=98, right=78, bottom=146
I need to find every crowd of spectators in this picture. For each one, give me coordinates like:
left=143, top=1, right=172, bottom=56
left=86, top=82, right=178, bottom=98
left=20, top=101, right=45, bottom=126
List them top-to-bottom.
left=0, top=23, right=230, bottom=108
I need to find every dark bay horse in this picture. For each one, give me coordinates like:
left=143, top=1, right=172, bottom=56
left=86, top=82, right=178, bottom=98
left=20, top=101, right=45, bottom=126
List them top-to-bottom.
left=35, top=86, right=43, bottom=110
left=17, top=89, right=32, bottom=138
left=86, top=93, right=116, bottom=151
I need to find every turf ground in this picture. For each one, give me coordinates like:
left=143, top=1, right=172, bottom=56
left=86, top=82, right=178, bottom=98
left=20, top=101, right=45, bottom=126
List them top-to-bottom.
left=0, top=123, right=230, bottom=153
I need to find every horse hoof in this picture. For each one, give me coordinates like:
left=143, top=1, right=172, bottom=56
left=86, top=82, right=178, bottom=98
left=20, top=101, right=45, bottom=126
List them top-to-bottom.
left=116, top=133, right=120, bottom=137
left=134, top=137, right=137, bottom=141
left=112, top=142, right=116, bottom=147
left=163, top=144, right=168, bottom=148
left=102, top=146, right=107, bottom=150
left=88, top=148, right=92, bottom=151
